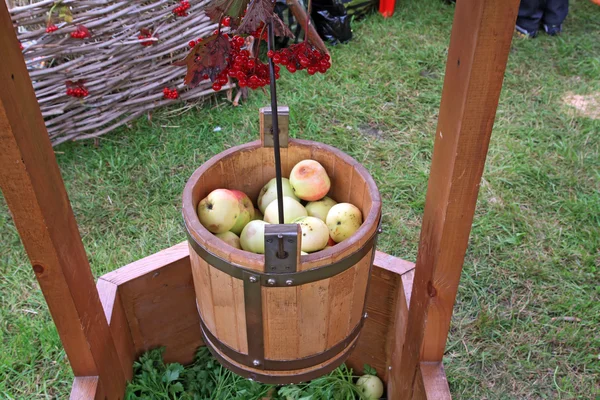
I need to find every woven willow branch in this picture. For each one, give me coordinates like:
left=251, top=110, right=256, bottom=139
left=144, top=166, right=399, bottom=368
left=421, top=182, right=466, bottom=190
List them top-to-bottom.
left=10, top=0, right=233, bottom=145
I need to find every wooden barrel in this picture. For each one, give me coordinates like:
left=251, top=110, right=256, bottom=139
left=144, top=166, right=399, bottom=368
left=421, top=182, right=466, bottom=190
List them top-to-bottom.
left=182, top=138, right=381, bottom=384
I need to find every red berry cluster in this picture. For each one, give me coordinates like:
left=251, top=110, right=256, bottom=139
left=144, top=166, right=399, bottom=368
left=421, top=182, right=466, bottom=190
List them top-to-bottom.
left=173, top=1, right=190, bottom=17
left=221, top=17, right=231, bottom=27
left=46, top=24, right=58, bottom=33
left=250, top=25, right=268, bottom=40
left=71, top=26, right=91, bottom=39
left=138, top=31, right=154, bottom=47
left=212, top=34, right=280, bottom=91
left=188, top=38, right=203, bottom=48
left=268, top=42, right=331, bottom=75
left=66, top=87, right=89, bottom=98
left=163, top=87, right=179, bottom=99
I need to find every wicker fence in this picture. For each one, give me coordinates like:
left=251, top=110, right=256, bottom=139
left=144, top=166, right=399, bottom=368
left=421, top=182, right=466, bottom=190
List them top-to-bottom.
left=9, top=0, right=232, bottom=145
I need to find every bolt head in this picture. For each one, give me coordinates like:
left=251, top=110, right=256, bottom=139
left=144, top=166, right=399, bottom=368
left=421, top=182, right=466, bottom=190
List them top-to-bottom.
left=377, top=227, right=383, bottom=234
left=249, top=276, right=258, bottom=283
left=267, top=278, right=276, bottom=285
left=285, top=279, right=293, bottom=286
left=363, top=312, right=368, bottom=319
left=252, top=360, right=260, bottom=366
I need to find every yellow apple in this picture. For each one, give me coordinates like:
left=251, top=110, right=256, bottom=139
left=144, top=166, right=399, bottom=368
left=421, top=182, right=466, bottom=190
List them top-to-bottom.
left=289, top=160, right=331, bottom=201
left=257, top=177, right=299, bottom=214
left=197, top=189, right=241, bottom=233
left=229, top=190, right=255, bottom=235
left=305, top=196, right=337, bottom=222
left=263, top=197, right=307, bottom=224
left=326, top=203, right=363, bottom=243
left=293, top=216, right=329, bottom=252
left=240, top=220, right=269, bottom=253
left=215, top=231, right=241, bottom=249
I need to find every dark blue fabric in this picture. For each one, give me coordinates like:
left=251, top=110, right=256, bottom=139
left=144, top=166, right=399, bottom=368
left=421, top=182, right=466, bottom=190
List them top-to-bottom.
left=516, top=0, right=569, bottom=33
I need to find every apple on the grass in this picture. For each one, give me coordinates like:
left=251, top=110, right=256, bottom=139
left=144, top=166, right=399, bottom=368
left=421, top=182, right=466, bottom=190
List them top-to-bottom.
left=289, top=160, right=331, bottom=201
left=257, top=177, right=299, bottom=214
left=197, top=189, right=241, bottom=234
left=229, top=190, right=255, bottom=235
left=305, top=196, right=337, bottom=222
left=263, top=197, right=308, bottom=224
left=326, top=203, right=363, bottom=243
left=293, top=216, right=329, bottom=252
left=240, top=220, right=269, bottom=253
left=215, top=231, right=241, bottom=249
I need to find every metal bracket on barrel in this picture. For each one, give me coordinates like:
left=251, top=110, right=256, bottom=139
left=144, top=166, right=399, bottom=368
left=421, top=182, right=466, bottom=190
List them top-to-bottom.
left=260, top=106, right=289, bottom=148
left=264, top=224, right=301, bottom=276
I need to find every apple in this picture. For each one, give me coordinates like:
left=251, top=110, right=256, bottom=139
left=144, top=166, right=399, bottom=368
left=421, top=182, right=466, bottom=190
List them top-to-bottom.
left=289, top=160, right=331, bottom=201
left=257, top=177, right=299, bottom=214
left=197, top=189, right=241, bottom=233
left=229, top=190, right=255, bottom=235
left=305, top=196, right=337, bottom=222
left=263, top=197, right=308, bottom=224
left=326, top=203, right=363, bottom=243
left=251, top=208, right=263, bottom=221
left=293, top=216, right=329, bottom=252
left=240, top=220, right=269, bottom=254
left=215, top=231, right=241, bottom=249
left=327, top=237, right=336, bottom=247
left=301, top=251, right=308, bottom=255
left=356, top=374, right=384, bottom=399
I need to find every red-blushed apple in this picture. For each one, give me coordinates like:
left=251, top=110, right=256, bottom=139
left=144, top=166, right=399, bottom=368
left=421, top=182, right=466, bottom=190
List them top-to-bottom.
left=289, top=160, right=331, bottom=201
left=257, top=177, right=299, bottom=214
left=197, top=189, right=241, bottom=233
left=229, top=190, right=255, bottom=235
left=305, top=196, right=337, bottom=222
left=263, top=197, right=308, bottom=224
left=326, top=203, right=363, bottom=243
left=251, top=208, right=263, bottom=221
left=293, top=216, right=329, bottom=252
left=240, top=220, right=268, bottom=253
left=215, top=231, right=241, bottom=249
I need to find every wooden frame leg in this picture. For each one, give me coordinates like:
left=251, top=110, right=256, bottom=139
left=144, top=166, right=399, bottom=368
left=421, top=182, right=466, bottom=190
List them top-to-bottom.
left=389, top=0, right=520, bottom=398
left=0, top=3, right=126, bottom=398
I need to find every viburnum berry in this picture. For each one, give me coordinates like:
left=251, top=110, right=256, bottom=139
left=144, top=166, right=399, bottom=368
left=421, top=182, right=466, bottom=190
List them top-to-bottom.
left=173, top=1, right=190, bottom=17
left=222, top=17, right=231, bottom=27
left=46, top=24, right=58, bottom=33
left=71, top=25, right=91, bottom=39
left=138, top=30, right=155, bottom=46
left=188, top=40, right=196, bottom=48
left=268, top=42, right=331, bottom=76
left=212, top=83, right=222, bottom=91
left=66, top=86, right=89, bottom=98
left=163, top=87, right=179, bottom=99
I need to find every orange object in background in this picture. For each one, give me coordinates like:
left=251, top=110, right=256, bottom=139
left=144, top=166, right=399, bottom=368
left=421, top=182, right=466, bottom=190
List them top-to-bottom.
left=379, top=0, right=396, bottom=17
left=591, top=0, right=600, bottom=6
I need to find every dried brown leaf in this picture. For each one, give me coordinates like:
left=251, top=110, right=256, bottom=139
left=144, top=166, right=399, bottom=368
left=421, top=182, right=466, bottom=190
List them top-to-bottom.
left=174, top=34, right=231, bottom=87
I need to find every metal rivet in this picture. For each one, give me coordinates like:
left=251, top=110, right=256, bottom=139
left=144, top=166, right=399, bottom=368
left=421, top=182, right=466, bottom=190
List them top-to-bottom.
left=377, top=227, right=383, bottom=234
left=267, top=239, right=272, bottom=243
left=249, top=276, right=258, bottom=283
left=267, top=278, right=276, bottom=285
left=285, top=279, right=293, bottom=286
left=364, top=312, right=368, bottom=319
left=252, top=360, right=260, bottom=366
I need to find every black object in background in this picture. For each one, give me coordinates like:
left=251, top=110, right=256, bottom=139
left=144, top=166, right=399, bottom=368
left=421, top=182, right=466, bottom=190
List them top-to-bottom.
left=311, top=0, right=353, bottom=44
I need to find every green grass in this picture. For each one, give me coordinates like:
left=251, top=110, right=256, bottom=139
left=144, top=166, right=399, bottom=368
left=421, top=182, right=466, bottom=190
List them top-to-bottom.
left=1, top=0, right=599, bottom=398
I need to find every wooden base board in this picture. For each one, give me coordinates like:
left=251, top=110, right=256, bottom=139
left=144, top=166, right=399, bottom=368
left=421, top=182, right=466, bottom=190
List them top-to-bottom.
left=70, top=243, right=450, bottom=399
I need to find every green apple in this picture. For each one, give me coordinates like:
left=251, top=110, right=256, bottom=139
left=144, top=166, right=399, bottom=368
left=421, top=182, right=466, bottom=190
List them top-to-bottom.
left=289, top=159, right=331, bottom=201
left=257, top=177, right=299, bottom=214
left=197, top=189, right=241, bottom=233
left=229, top=190, right=255, bottom=235
left=305, top=196, right=337, bottom=222
left=263, top=197, right=308, bottom=224
left=326, top=203, right=363, bottom=243
left=293, top=216, right=329, bottom=252
left=240, top=220, right=268, bottom=253
left=215, top=231, right=241, bottom=249
left=301, top=251, right=308, bottom=255
left=356, top=374, right=384, bottom=399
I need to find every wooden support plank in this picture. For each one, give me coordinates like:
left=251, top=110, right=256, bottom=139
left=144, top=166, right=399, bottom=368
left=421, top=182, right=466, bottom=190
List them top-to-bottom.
left=391, top=0, right=520, bottom=398
left=0, top=2, right=125, bottom=398
left=102, top=242, right=203, bottom=364
left=97, top=279, right=136, bottom=381
left=420, top=362, right=451, bottom=399
left=70, top=376, right=101, bottom=400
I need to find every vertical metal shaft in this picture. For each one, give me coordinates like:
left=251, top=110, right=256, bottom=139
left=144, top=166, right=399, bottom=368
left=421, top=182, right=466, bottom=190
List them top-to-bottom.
left=267, top=20, right=285, bottom=228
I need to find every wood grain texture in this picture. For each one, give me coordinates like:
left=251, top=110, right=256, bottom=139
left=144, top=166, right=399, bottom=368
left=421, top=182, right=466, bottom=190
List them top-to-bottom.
left=393, top=0, right=520, bottom=397
left=0, top=3, right=125, bottom=397
left=103, top=242, right=203, bottom=364
left=96, top=279, right=136, bottom=382
left=420, top=362, right=452, bottom=400
left=69, top=376, right=101, bottom=400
